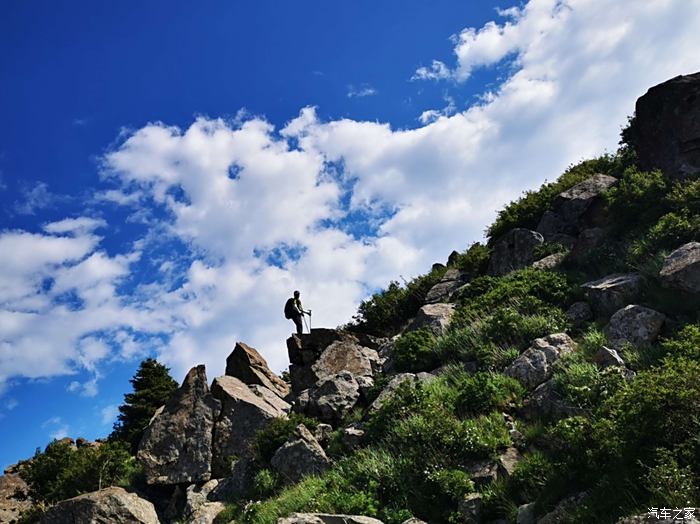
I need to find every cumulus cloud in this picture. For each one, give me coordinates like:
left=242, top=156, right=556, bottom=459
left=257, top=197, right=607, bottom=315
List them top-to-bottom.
left=2, top=0, right=700, bottom=392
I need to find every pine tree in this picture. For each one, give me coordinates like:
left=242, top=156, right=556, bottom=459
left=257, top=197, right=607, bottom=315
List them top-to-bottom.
left=111, top=358, right=179, bottom=453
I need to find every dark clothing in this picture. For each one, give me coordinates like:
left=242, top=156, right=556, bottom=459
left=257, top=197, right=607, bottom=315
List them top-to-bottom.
left=292, top=314, right=303, bottom=335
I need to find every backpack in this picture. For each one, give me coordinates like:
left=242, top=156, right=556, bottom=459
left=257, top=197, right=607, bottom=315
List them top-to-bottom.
left=284, top=298, right=296, bottom=319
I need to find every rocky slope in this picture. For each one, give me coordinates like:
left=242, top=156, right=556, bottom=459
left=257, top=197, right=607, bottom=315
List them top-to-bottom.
left=2, top=72, right=700, bottom=524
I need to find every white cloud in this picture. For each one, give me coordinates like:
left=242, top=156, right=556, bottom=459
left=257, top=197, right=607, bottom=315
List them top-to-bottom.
left=2, top=0, right=700, bottom=392
left=347, top=84, right=378, bottom=98
left=14, top=182, right=65, bottom=215
left=44, top=217, right=106, bottom=236
left=101, top=404, right=119, bottom=426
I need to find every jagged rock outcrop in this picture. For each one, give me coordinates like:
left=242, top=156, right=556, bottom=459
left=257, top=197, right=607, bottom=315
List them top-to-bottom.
left=634, top=72, right=700, bottom=180
left=536, top=174, right=618, bottom=239
left=488, top=228, right=544, bottom=276
left=659, top=241, right=700, bottom=294
left=424, top=268, right=469, bottom=303
left=581, top=273, right=643, bottom=317
left=406, top=303, right=455, bottom=336
left=604, top=305, right=665, bottom=349
left=505, top=333, right=576, bottom=389
left=226, top=341, right=290, bottom=398
left=138, top=365, right=220, bottom=485
left=211, top=375, right=290, bottom=478
left=271, top=424, right=330, bottom=483
left=0, top=474, right=31, bottom=523
left=38, top=487, right=160, bottom=524
left=278, top=514, right=384, bottom=524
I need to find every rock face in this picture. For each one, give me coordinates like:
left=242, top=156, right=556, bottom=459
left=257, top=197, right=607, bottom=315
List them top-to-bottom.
left=634, top=72, right=700, bottom=180
left=488, top=229, right=544, bottom=276
left=659, top=242, right=700, bottom=294
left=424, top=268, right=469, bottom=303
left=581, top=273, right=643, bottom=317
left=406, top=303, right=455, bottom=336
left=604, top=305, right=666, bottom=350
left=505, top=333, right=577, bottom=389
left=311, top=340, right=380, bottom=384
left=225, top=342, right=290, bottom=398
left=138, top=365, right=220, bottom=485
left=305, top=372, right=361, bottom=424
left=210, top=375, right=290, bottom=478
left=271, top=424, right=330, bottom=483
left=0, top=474, right=31, bottom=523
left=184, top=480, right=226, bottom=524
left=39, top=487, right=160, bottom=524
left=278, top=514, right=384, bottom=524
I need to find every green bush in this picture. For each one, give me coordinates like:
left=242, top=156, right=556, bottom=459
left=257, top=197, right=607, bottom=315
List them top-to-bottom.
left=487, top=155, right=624, bottom=241
left=606, top=167, right=668, bottom=234
left=448, top=242, right=491, bottom=278
left=350, top=265, right=447, bottom=336
left=661, top=323, right=700, bottom=360
left=393, top=328, right=438, bottom=373
left=552, top=362, right=626, bottom=410
left=453, top=371, right=525, bottom=416
left=252, top=413, right=320, bottom=466
left=20, top=440, right=140, bottom=504
left=644, top=448, right=699, bottom=507
left=507, top=452, right=554, bottom=504
left=252, top=468, right=280, bottom=500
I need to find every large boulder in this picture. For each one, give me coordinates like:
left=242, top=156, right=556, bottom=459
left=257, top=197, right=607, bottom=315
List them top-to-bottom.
left=633, top=72, right=700, bottom=180
left=488, top=229, right=544, bottom=276
left=659, top=242, right=700, bottom=294
left=424, top=268, right=469, bottom=304
left=581, top=273, right=643, bottom=317
left=406, top=303, right=455, bottom=336
left=604, top=305, right=666, bottom=350
left=505, top=333, right=577, bottom=390
left=226, top=341, right=290, bottom=398
left=311, top=341, right=380, bottom=383
left=138, top=365, right=220, bottom=485
left=305, top=372, right=361, bottom=424
left=210, top=376, right=290, bottom=478
left=271, top=424, right=330, bottom=483
left=0, top=474, right=31, bottom=523
left=39, top=487, right=159, bottom=524
left=278, top=514, right=384, bottom=524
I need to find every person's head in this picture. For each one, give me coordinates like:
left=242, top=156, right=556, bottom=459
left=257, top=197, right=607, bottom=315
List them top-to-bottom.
left=293, top=290, right=300, bottom=298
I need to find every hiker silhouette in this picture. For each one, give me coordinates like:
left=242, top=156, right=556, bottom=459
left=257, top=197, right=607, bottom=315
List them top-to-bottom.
left=284, top=290, right=311, bottom=335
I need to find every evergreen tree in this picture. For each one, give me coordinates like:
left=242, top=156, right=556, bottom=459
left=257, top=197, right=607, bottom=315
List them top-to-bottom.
left=111, top=358, right=178, bottom=453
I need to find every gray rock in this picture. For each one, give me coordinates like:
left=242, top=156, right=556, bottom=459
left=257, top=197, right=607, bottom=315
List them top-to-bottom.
left=634, top=72, right=700, bottom=180
left=555, top=174, right=618, bottom=224
left=537, top=210, right=575, bottom=239
left=569, top=227, right=607, bottom=263
left=488, top=228, right=544, bottom=276
left=659, top=242, right=700, bottom=294
left=532, top=252, right=567, bottom=270
left=424, top=268, right=469, bottom=303
left=581, top=273, right=643, bottom=317
left=565, top=302, right=593, bottom=325
left=406, top=303, right=455, bottom=336
left=604, top=305, right=666, bottom=350
left=505, top=334, right=577, bottom=390
left=377, top=338, right=396, bottom=374
left=311, top=340, right=379, bottom=383
left=226, top=341, right=290, bottom=398
left=592, top=346, right=626, bottom=368
left=138, top=365, right=220, bottom=485
left=306, top=372, right=361, bottom=424
left=355, top=375, right=375, bottom=401
left=211, top=376, right=290, bottom=477
left=521, top=379, right=581, bottom=420
left=249, top=384, right=293, bottom=414
left=314, top=423, right=334, bottom=446
left=271, top=424, right=330, bottom=483
left=341, top=427, right=365, bottom=450
left=497, top=447, right=523, bottom=479
left=466, top=459, right=499, bottom=488
left=0, top=474, right=31, bottom=523
left=184, top=479, right=220, bottom=517
left=39, top=487, right=160, bottom=524
left=537, top=492, right=587, bottom=524
left=459, top=493, right=483, bottom=524
left=187, top=502, right=226, bottom=524
left=516, top=503, right=536, bottom=524
left=278, top=514, right=384, bottom=524
left=401, top=519, right=427, bottom=524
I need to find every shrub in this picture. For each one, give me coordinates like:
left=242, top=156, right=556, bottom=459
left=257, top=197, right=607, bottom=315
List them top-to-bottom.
left=487, top=155, right=624, bottom=241
left=606, top=167, right=669, bottom=234
left=448, top=242, right=491, bottom=278
left=350, top=266, right=446, bottom=336
left=661, top=323, right=700, bottom=361
left=393, top=328, right=438, bottom=373
left=552, top=362, right=626, bottom=410
left=453, top=372, right=525, bottom=416
left=252, top=413, right=320, bottom=466
left=20, top=440, right=140, bottom=504
left=644, top=448, right=699, bottom=507
left=507, top=452, right=554, bottom=504
left=251, top=468, right=280, bottom=500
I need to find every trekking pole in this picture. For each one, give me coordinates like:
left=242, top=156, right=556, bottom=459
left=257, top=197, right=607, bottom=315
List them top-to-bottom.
left=308, top=310, right=312, bottom=331
left=302, top=315, right=310, bottom=334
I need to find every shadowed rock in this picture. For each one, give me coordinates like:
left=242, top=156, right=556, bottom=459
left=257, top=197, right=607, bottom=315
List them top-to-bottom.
left=488, top=228, right=544, bottom=276
left=659, top=241, right=700, bottom=294
left=581, top=273, right=643, bottom=317
left=226, top=341, right=289, bottom=398
left=138, top=365, right=220, bottom=485
left=271, top=424, right=330, bottom=483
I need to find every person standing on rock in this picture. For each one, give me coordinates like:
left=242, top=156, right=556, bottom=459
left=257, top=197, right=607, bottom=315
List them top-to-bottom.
left=285, top=290, right=311, bottom=335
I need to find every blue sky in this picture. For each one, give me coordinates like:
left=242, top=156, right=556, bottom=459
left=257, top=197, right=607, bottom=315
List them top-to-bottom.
left=1, top=0, right=700, bottom=470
